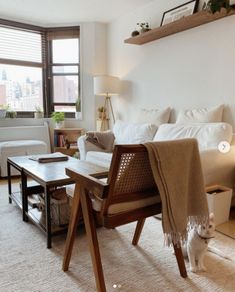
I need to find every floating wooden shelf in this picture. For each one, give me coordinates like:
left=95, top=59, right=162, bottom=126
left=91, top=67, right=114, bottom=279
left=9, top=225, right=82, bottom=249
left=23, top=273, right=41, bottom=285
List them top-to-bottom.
left=124, top=9, right=235, bottom=45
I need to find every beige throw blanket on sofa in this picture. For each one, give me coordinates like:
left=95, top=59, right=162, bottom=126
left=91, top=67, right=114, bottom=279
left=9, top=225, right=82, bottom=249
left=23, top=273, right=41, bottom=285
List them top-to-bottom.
left=86, top=130, right=115, bottom=151
left=144, top=139, right=208, bottom=246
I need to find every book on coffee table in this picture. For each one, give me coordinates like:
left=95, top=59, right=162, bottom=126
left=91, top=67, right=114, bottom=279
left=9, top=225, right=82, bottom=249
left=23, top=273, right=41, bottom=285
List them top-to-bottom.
left=29, top=152, right=69, bottom=163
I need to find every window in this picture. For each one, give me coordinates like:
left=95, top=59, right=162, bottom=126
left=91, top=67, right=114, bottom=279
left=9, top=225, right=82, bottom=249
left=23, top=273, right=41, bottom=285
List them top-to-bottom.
left=0, top=20, right=80, bottom=118
left=0, top=25, right=44, bottom=115
left=47, top=30, right=80, bottom=116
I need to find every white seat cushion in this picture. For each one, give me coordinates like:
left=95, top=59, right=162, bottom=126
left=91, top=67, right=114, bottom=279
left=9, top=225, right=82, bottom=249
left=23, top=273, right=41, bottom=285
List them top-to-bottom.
left=153, top=123, right=233, bottom=151
left=0, top=140, right=47, bottom=177
left=86, top=151, right=112, bottom=168
left=66, top=184, right=161, bottom=215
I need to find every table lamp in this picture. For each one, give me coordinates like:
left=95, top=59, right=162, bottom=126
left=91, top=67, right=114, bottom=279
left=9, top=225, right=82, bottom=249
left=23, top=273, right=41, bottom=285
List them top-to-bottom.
left=94, top=75, right=120, bottom=130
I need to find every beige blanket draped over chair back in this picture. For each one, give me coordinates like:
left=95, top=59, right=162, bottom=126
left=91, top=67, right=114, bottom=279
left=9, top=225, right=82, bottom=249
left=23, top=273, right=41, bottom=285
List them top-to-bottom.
left=144, top=138, right=209, bottom=246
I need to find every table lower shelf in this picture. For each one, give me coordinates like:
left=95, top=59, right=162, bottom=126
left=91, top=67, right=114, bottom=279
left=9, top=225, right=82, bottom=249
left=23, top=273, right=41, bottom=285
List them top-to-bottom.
left=10, top=191, right=69, bottom=235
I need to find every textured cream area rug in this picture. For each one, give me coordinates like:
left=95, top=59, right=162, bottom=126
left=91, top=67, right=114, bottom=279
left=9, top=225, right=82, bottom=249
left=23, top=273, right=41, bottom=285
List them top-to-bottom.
left=1, top=180, right=235, bottom=292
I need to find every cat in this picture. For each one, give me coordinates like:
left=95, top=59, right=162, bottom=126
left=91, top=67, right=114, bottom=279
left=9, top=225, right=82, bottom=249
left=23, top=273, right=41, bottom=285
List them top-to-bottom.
left=183, top=213, right=215, bottom=273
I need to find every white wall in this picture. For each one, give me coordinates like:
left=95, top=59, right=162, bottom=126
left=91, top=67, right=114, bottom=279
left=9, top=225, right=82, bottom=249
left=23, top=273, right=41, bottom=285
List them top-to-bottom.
left=107, top=0, right=235, bottom=127
left=0, top=22, right=107, bottom=132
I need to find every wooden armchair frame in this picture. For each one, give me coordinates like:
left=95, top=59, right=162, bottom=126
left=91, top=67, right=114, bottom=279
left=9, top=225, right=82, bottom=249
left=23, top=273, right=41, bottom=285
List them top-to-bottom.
left=63, top=144, right=187, bottom=292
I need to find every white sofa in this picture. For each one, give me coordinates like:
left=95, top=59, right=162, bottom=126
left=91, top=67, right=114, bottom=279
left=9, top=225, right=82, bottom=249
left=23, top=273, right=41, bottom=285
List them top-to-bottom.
left=78, top=121, right=235, bottom=201
left=0, top=122, right=51, bottom=177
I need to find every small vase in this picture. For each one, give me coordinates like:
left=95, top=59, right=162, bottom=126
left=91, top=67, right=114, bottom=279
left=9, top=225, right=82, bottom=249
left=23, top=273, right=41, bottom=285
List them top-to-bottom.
left=131, top=30, right=140, bottom=37
left=34, top=112, right=44, bottom=119
left=55, top=121, right=64, bottom=129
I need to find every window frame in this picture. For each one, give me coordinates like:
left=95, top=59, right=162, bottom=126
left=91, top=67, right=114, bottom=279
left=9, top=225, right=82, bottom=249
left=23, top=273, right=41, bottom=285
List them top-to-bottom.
left=0, top=18, right=80, bottom=118
left=47, top=30, right=80, bottom=118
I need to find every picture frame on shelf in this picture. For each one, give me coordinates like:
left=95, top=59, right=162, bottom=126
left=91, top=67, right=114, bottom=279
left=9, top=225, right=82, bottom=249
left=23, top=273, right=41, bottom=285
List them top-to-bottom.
left=160, top=0, right=199, bottom=26
left=230, top=0, right=235, bottom=6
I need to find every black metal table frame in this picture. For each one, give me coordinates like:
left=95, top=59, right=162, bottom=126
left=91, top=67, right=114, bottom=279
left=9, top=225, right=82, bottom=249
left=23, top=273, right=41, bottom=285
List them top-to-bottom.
left=7, top=158, right=73, bottom=249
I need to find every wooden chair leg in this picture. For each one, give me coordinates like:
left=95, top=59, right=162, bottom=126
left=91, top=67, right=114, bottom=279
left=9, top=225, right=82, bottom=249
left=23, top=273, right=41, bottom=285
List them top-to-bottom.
left=63, top=183, right=82, bottom=271
left=81, top=188, right=106, bottom=292
left=132, top=218, right=146, bottom=245
left=173, top=243, right=187, bottom=278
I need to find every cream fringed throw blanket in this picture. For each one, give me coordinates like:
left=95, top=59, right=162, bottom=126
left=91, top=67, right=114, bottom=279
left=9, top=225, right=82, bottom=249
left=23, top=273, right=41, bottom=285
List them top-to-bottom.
left=144, top=139, right=208, bottom=246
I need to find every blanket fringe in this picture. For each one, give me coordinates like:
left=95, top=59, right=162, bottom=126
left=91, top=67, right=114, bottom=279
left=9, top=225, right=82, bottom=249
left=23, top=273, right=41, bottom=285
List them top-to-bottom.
left=163, top=214, right=209, bottom=247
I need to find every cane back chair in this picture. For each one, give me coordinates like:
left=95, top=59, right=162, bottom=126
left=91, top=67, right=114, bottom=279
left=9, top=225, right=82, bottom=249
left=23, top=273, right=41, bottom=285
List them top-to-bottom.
left=63, top=144, right=187, bottom=292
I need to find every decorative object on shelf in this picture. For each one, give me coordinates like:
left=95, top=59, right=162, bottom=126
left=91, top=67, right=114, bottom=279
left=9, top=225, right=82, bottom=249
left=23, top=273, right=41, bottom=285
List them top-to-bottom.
left=161, top=0, right=199, bottom=26
left=203, top=0, right=230, bottom=14
left=230, top=0, right=235, bottom=6
left=125, top=8, right=235, bottom=45
left=137, top=22, right=151, bottom=33
left=131, top=30, right=140, bottom=37
left=94, top=75, right=120, bottom=130
left=75, top=97, right=82, bottom=120
left=34, top=106, right=44, bottom=119
left=97, top=106, right=107, bottom=119
left=51, top=112, right=65, bottom=129
left=53, top=127, right=84, bottom=156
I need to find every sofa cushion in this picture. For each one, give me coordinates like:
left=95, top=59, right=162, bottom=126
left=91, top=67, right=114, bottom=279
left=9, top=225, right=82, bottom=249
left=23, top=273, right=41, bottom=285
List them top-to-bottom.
left=176, top=105, right=224, bottom=124
left=135, top=107, right=171, bottom=126
left=113, top=120, right=158, bottom=144
left=153, top=122, right=233, bottom=151
left=86, top=151, right=112, bottom=168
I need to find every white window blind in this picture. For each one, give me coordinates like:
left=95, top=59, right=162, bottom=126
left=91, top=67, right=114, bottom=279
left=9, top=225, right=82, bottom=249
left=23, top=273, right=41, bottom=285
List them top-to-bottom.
left=0, top=26, right=42, bottom=64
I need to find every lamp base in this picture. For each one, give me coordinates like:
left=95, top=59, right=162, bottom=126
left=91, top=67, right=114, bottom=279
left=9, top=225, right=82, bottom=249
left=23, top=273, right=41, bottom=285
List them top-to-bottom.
left=100, top=95, right=115, bottom=130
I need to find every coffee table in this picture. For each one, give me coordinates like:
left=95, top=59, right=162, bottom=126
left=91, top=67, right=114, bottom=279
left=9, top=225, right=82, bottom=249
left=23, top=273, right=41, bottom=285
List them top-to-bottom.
left=7, top=155, right=108, bottom=248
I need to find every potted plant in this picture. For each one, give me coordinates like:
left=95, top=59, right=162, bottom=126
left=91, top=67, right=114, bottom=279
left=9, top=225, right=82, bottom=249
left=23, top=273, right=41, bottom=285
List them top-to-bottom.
left=203, top=0, right=230, bottom=13
left=137, top=22, right=151, bottom=33
left=75, top=97, right=81, bottom=119
left=34, top=106, right=44, bottom=119
left=98, top=106, right=106, bottom=119
left=6, top=109, right=17, bottom=118
left=51, top=112, right=65, bottom=128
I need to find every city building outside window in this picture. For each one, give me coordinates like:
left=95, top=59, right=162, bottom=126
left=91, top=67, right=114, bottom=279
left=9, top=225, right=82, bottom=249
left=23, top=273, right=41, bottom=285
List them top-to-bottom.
left=0, top=20, right=80, bottom=118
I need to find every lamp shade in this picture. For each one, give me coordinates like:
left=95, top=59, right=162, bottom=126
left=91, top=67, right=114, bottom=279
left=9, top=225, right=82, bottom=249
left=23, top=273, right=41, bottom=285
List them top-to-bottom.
left=94, top=75, right=120, bottom=96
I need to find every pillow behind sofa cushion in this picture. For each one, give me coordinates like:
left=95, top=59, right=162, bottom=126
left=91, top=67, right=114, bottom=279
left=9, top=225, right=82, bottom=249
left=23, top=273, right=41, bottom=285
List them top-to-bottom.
left=176, top=105, right=224, bottom=124
left=135, top=107, right=171, bottom=126
left=113, top=120, right=158, bottom=144
left=153, top=122, right=233, bottom=151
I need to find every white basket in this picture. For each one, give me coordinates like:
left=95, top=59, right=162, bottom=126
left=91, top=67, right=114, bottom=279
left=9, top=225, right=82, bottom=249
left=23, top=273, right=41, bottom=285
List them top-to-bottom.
left=0, top=109, right=6, bottom=118
left=206, top=185, right=232, bottom=226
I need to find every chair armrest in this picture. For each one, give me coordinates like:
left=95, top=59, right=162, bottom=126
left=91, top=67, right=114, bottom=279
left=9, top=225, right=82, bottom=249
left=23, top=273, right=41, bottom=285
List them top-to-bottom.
left=78, top=131, right=115, bottom=160
left=66, top=167, right=109, bottom=199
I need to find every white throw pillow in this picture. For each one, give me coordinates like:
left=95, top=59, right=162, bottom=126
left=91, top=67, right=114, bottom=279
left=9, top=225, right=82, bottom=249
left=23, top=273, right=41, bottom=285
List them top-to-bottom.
left=176, top=105, right=224, bottom=124
left=135, top=107, right=171, bottom=126
left=113, top=120, right=158, bottom=144
left=153, top=122, right=233, bottom=151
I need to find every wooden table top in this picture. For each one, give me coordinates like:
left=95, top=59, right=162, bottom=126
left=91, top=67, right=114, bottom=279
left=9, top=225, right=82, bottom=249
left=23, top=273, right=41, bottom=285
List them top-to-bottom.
left=8, top=155, right=108, bottom=187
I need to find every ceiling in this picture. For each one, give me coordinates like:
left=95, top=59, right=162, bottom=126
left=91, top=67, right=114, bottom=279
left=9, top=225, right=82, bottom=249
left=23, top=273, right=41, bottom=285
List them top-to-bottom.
left=0, top=0, right=155, bottom=25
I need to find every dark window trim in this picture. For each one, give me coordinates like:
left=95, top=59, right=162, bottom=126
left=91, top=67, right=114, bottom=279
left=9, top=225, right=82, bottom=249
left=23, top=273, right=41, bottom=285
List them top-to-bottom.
left=0, top=18, right=80, bottom=118
left=47, top=33, right=80, bottom=118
